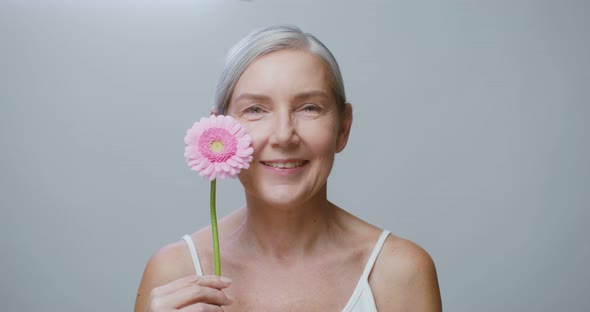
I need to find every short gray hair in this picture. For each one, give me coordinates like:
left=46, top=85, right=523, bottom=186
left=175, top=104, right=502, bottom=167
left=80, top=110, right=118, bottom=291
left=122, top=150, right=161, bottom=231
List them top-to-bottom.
left=214, top=25, right=347, bottom=114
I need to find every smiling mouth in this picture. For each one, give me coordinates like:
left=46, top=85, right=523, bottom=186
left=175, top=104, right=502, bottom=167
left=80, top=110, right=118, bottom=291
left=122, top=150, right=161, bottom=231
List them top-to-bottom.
left=261, top=160, right=308, bottom=169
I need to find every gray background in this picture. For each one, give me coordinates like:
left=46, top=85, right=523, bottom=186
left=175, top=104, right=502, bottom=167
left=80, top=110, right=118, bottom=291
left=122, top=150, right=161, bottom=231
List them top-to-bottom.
left=1, top=0, right=589, bottom=311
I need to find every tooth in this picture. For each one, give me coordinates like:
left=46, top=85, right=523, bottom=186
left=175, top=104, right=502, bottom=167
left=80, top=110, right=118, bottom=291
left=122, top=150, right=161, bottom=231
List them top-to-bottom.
left=263, top=161, right=304, bottom=168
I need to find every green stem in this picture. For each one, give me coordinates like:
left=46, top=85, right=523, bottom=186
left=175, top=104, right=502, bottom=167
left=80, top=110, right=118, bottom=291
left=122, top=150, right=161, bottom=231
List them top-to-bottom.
left=210, top=179, right=221, bottom=276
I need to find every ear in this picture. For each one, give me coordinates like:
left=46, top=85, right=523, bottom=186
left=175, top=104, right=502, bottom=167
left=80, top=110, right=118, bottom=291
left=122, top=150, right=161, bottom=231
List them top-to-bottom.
left=336, top=103, right=353, bottom=153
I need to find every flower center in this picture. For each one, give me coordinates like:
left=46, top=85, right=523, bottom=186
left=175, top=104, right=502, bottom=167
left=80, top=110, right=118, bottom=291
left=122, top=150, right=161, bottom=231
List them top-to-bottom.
left=198, top=128, right=238, bottom=162
left=210, top=141, right=224, bottom=152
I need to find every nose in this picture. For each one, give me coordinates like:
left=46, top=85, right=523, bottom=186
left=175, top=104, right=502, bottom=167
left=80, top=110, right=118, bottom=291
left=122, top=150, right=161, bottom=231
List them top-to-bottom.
left=269, top=110, right=300, bottom=148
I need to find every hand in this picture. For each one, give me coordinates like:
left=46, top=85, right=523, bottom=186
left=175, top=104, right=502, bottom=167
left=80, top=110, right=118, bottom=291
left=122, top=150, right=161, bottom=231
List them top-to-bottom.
left=146, top=275, right=233, bottom=311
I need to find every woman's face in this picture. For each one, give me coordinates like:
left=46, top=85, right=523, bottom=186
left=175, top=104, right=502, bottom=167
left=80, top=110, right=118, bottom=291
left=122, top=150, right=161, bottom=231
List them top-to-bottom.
left=226, top=49, right=352, bottom=207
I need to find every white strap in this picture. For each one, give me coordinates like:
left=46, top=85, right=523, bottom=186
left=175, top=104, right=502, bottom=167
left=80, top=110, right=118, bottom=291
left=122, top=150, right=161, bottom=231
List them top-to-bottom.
left=361, top=230, right=390, bottom=279
left=183, top=231, right=388, bottom=279
left=182, top=234, right=204, bottom=276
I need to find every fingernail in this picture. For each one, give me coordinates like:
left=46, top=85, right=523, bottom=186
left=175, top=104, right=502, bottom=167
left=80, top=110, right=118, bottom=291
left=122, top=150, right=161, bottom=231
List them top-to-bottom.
left=220, top=276, right=232, bottom=283
left=226, top=295, right=234, bottom=304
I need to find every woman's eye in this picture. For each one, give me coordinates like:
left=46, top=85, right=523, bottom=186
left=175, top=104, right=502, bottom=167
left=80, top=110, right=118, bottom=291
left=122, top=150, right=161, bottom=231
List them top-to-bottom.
left=302, top=104, right=321, bottom=112
left=244, top=106, right=263, bottom=114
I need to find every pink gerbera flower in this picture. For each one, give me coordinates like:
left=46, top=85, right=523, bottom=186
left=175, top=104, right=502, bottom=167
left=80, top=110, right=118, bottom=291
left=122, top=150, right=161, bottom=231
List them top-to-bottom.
left=184, top=114, right=253, bottom=276
left=184, top=115, right=253, bottom=180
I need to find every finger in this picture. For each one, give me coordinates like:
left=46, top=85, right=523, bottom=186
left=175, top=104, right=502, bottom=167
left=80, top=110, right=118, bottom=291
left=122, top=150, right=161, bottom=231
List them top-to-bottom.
left=150, top=275, right=201, bottom=298
left=151, top=275, right=229, bottom=299
left=194, top=275, right=232, bottom=290
left=153, top=282, right=232, bottom=310
left=173, top=283, right=232, bottom=307
left=179, top=302, right=225, bottom=312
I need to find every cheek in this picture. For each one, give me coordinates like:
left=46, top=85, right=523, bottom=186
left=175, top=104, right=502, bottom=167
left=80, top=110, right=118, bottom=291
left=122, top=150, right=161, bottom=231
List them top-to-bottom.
left=301, top=121, right=340, bottom=148
left=242, top=123, right=271, bottom=157
left=303, top=132, right=338, bottom=157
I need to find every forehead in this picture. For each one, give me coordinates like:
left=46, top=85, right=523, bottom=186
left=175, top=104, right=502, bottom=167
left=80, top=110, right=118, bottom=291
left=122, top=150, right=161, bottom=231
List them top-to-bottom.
left=231, top=49, right=331, bottom=100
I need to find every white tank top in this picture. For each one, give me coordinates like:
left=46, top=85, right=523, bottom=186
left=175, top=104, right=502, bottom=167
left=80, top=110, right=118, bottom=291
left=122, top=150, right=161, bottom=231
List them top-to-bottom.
left=182, top=230, right=390, bottom=312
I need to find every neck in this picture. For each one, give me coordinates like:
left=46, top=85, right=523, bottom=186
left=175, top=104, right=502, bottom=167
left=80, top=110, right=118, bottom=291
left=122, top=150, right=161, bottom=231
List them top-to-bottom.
left=235, top=186, right=339, bottom=260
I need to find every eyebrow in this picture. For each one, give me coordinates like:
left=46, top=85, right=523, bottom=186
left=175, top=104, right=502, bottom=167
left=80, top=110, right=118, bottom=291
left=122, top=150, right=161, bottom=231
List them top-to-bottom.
left=233, top=90, right=330, bottom=103
left=293, top=90, right=331, bottom=101
left=233, top=93, right=271, bottom=103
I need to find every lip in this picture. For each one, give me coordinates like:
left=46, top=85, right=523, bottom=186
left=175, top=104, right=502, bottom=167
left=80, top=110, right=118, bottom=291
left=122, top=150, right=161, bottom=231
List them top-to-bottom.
left=260, top=159, right=309, bottom=174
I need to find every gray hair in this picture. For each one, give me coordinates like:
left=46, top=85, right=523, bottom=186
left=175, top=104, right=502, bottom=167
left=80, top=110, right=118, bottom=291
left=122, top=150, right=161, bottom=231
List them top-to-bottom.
left=214, top=25, right=347, bottom=114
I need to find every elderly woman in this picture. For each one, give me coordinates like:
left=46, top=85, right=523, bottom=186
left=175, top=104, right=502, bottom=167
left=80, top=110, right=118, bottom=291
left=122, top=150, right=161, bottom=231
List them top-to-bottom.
left=135, top=25, right=441, bottom=311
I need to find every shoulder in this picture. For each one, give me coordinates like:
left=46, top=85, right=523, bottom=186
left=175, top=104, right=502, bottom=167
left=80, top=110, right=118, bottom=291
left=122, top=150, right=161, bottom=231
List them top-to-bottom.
left=370, top=234, right=442, bottom=311
left=134, top=238, right=195, bottom=310
left=144, top=238, right=195, bottom=283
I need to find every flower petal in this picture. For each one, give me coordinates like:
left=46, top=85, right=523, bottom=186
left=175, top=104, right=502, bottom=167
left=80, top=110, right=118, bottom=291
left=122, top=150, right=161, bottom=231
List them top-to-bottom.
left=184, top=114, right=252, bottom=180
left=220, top=162, right=230, bottom=173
